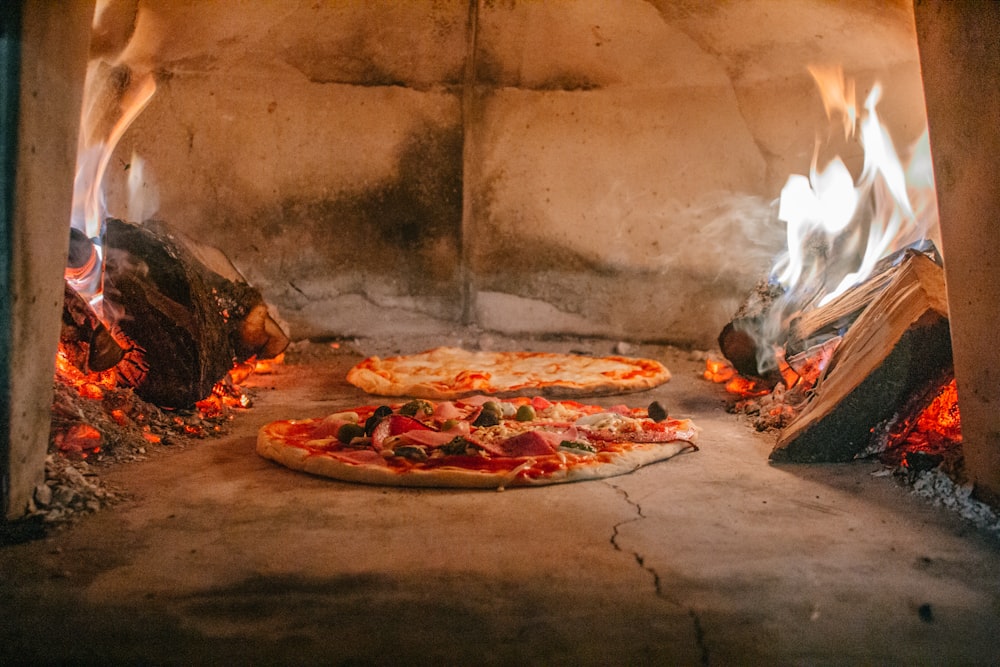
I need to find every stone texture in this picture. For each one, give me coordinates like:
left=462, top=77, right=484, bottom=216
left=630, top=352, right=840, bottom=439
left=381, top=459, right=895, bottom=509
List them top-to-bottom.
left=3, top=1, right=94, bottom=519
left=92, top=1, right=927, bottom=347
left=914, top=1, right=1000, bottom=505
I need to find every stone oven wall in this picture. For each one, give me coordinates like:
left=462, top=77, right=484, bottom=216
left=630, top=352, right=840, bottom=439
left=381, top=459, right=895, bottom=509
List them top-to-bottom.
left=97, top=0, right=927, bottom=347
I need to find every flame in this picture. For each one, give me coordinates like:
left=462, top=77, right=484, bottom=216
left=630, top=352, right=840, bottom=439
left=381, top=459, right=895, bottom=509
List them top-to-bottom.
left=68, top=2, right=159, bottom=311
left=748, top=66, right=940, bottom=373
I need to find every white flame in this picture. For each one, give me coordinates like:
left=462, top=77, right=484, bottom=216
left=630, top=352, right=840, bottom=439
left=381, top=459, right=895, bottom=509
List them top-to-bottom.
left=67, top=67, right=156, bottom=304
left=745, top=67, right=940, bottom=374
left=771, top=69, right=939, bottom=308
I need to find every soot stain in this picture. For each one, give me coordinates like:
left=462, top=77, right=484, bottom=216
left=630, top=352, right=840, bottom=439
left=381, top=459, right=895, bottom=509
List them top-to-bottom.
left=252, top=122, right=464, bottom=293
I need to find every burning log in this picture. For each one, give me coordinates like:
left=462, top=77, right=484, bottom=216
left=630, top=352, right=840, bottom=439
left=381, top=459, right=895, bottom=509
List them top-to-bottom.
left=103, top=217, right=289, bottom=408
left=783, top=242, right=942, bottom=358
left=770, top=251, right=951, bottom=463
left=717, top=280, right=785, bottom=378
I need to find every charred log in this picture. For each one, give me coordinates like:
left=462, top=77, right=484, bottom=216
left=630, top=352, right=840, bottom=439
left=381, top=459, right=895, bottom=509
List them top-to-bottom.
left=102, top=218, right=288, bottom=408
left=60, top=280, right=124, bottom=373
left=717, top=280, right=785, bottom=377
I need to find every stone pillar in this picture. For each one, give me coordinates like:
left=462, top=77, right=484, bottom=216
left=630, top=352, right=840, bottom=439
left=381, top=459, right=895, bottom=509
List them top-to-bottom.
left=1, top=1, right=93, bottom=520
left=913, top=1, right=1000, bottom=506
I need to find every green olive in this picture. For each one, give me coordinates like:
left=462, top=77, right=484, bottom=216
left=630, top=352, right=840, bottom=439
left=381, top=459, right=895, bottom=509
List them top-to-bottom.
left=515, top=405, right=536, bottom=421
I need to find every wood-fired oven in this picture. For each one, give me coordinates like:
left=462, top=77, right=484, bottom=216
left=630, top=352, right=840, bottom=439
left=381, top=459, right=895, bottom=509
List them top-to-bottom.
left=7, top=0, right=997, bottom=518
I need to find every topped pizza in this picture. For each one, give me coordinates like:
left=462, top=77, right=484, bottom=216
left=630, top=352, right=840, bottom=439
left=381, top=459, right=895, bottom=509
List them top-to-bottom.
left=346, top=346, right=671, bottom=399
left=257, top=395, right=698, bottom=489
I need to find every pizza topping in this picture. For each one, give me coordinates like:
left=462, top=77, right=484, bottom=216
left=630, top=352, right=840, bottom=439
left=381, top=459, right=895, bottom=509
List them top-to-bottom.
left=258, top=396, right=699, bottom=488
left=531, top=396, right=553, bottom=410
left=399, top=399, right=434, bottom=417
left=432, top=400, right=463, bottom=421
left=647, top=401, right=668, bottom=422
left=471, top=402, right=503, bottom=427
left=364, top=405, right=394, bottom=436
left=515, top=405, right=537, bottom=421
left=312, top=411, right=361, bottom=439
left=575, top=411, right=631, bottom=430
left=370, top=413, right=435, bottom=450
left=336, top=422, right=366, bottom=444
left=398, top=424, right=468, bottom=448
left=486, top=430, right=560, bottom=458
left=439, top=436, right=481, bottom=456
left=559, top=440, right=598, bottom=454
left=392, top=444, right=429, bottom=461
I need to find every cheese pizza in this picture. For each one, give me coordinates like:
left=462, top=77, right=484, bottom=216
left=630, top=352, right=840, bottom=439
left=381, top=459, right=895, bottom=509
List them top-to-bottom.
left=346, top=347, right=671, bottom=399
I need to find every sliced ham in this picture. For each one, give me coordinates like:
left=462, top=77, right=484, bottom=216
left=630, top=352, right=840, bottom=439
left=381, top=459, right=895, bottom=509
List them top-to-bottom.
left=457, top=395, right=494, bottom=407
left=531, top=396, right=553, bottom=410
left=432, top=401, right=463, bottom=420
left=312, top=416, right=354, bottom=439
left=400, top=420, right=472, bottom=448
left=480, top=429, right=563, bottom=458
left=327, top=449, right=388, bottom=466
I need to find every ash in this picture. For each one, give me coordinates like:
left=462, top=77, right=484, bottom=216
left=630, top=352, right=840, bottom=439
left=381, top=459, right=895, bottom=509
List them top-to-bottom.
left=37, top=373, right=250, bottom=526
left=32, top=454, right=122, bottom=525
left=909, top=469, right=1000, bottom=536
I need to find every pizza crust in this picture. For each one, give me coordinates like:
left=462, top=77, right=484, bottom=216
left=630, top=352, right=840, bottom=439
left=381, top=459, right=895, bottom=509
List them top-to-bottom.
left=346, top=347, right=671, bottom=399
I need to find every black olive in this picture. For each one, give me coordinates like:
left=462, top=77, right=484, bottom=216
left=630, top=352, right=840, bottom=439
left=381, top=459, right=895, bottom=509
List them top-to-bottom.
left=647, top=401, right=668, bottom=422
left=373, top=405, right=393, bottom=419
left=364, top=406, right=394, bottom=436
left=472, top=408, right=500, bottom=427
left=337, top=423, right=366, bottom=444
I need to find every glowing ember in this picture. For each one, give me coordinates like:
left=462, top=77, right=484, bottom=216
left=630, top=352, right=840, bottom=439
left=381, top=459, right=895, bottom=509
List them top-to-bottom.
left=703, top=357, right=736, bottom=383
left=704, top=358, right=770, bottom=398
left=725, top=375, right=770, bottom=398
left=884, top=379, right=962, bottom=470
left=53, top=423, right=102, bottom=457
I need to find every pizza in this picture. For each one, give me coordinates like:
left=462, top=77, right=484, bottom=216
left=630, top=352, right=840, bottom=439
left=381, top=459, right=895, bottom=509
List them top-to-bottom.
left=346, top=347, right=671, bottom=399
left=257, top=395, right=698, bottom=489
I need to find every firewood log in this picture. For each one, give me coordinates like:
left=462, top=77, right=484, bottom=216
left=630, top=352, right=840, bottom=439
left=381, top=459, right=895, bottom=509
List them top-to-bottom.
left=102, top=218, right=288, bottom=408
left=770, top=251, right=951, bottom=463
left=60, top=280, right=124, bottom=373
left=717, top=280, right=785, bottom=377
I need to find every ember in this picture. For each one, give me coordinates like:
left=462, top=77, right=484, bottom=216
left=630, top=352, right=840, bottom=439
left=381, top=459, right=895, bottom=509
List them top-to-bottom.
left=882, top=379, right=963, bottom=472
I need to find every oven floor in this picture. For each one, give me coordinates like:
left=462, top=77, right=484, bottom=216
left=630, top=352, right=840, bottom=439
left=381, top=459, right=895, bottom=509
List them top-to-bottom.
left=3, top=338, right=999, bottom=664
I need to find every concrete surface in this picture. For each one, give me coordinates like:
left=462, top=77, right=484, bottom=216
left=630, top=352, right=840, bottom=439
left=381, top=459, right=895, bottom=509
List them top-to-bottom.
left=3, top=343, right=1000, bottom=664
